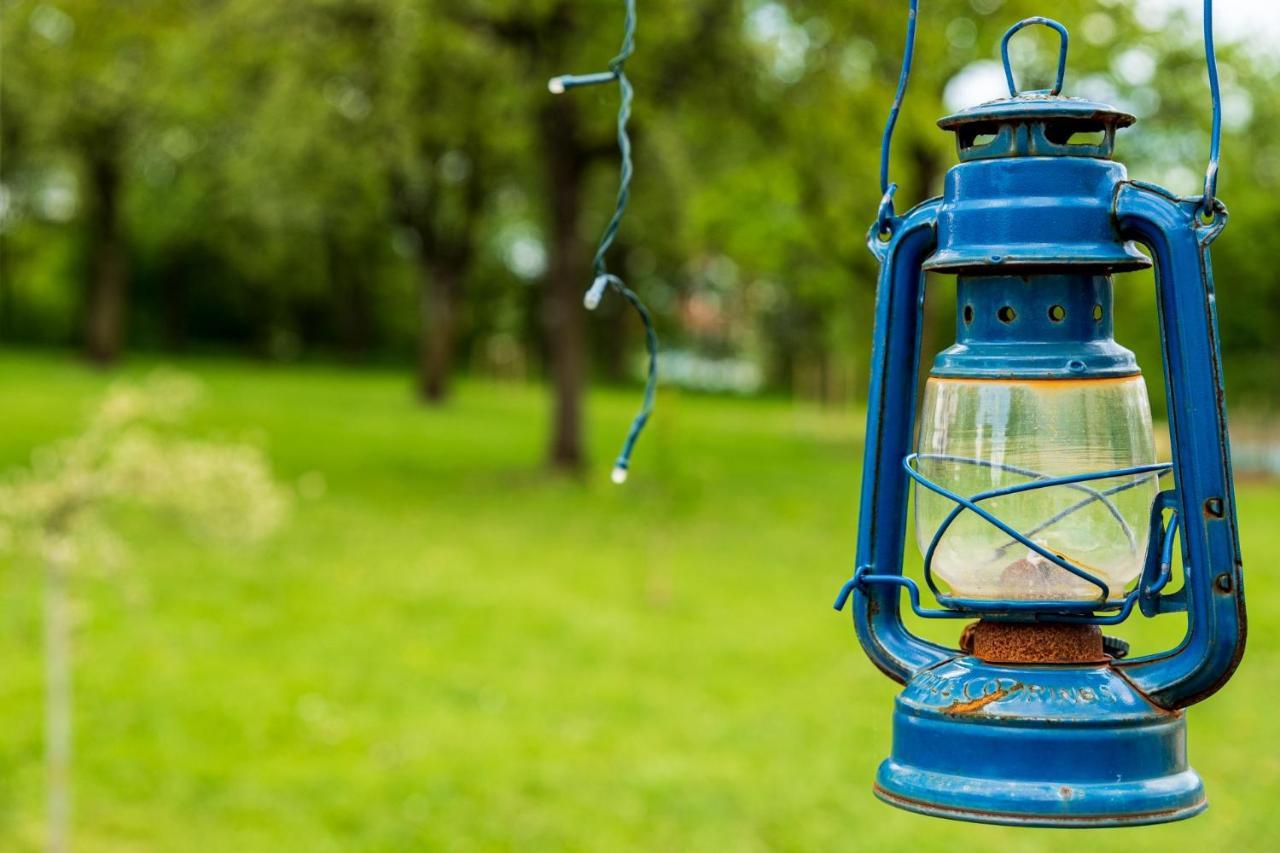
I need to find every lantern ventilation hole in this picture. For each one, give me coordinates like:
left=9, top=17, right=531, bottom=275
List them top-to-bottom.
left=1042, top=120, right=1108, bottom=147
left=961, top=128, right=999, bottom=150
left=1066, top=128, right=1106, bottom=147
left=1048, top=304, right=1066, bottom=322
left=1093, top=304, right=1104, bottom=322
left=962, top=305, right=974, bottom=325
left=997, top=305, right=1017, bottom=323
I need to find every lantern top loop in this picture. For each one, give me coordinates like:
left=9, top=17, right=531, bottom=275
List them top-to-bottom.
left=1000, top=17, right=1069, bottom=97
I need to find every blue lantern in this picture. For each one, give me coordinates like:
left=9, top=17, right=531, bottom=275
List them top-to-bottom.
left=834, top=9, right=1245, bottom=827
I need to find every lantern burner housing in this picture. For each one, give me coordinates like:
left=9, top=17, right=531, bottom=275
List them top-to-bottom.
left=939, top=273, right=1134, bottom=379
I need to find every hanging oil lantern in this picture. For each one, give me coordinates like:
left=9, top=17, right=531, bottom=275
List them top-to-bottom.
left=834, top=7, right=1245, bottom=826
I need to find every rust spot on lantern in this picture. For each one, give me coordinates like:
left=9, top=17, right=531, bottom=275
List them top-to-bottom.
left=968, top=621, right=1108, bottom=664
left=942, top=682, right=1023, bottom=714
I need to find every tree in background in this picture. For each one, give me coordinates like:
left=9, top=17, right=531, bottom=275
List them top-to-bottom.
left=3, top=0, right=1279, bottom=462
left=456, top=0, right=634, bottom=470
left=474, top=0, right=775, bottom=470
left=1, top=1, right=188, bottom=364
left=378, top=2, right=520, bottom=404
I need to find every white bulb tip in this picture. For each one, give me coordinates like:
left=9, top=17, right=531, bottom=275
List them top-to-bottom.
left=548, top=77, right=566, bottom=94
left=583, top=275, right=609, bottom=310
left=611, top=466, right=628, bottom=484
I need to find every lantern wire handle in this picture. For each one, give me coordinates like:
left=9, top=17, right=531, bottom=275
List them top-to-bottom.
left=547, top=0, right=656, bottom=484
left=874, top=0, right=920, bottom=236
left=1201, top=0, right=1221, bottom=216
left=1000, top=17, right=1069, bottom=97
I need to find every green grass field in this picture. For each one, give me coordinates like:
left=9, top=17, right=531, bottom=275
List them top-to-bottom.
left=0, top=351, right=1277, bottom=851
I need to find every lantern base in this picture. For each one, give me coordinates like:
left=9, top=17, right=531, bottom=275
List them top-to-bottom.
left=874, top=657, right=1207, bottom=827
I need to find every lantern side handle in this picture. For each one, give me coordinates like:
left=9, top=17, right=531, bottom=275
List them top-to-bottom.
left=1113, top=181, right=1244, bottom=710
left=847, top=199, right=955, bottom=683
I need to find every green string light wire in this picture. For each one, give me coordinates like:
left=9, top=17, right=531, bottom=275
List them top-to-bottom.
left=548, top=0, right=655, bottom=485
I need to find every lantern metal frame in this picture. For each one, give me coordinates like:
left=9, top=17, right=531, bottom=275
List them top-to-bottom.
left=844, top=182, right=1243, bottom=700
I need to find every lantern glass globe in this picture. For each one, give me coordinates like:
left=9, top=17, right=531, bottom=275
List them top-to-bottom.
left=914, top=375, right=1159, bottom=602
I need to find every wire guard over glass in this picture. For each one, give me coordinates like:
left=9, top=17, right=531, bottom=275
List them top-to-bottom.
left=906, top=453, right=1171, bottom=609
left=835, top=455, right=1176, bottom=624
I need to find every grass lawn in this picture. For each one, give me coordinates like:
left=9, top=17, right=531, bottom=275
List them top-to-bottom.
left=0, top=350, right=1277, bottom=851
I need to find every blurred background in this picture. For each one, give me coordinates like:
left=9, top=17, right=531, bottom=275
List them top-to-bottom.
left=2, top=0, right=1279, bottom=850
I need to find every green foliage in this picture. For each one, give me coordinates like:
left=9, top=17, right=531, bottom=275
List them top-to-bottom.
left=2, top=1, right=1279, bottom=400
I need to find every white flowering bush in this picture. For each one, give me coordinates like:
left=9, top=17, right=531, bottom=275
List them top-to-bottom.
left=0, top=369, right=290, bottom=853
left=0, top=369, right=288, bottom=568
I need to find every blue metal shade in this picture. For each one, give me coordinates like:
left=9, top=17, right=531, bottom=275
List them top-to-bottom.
left=924, top=158, right=1151, bottom=273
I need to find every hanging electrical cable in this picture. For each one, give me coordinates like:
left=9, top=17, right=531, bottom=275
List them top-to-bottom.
left=548, top=0, right=656, bottom=484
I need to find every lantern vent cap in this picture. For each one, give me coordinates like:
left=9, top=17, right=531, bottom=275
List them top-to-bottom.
left=937, top=17, right=1137, bottom=161
left=937, top=94, right=1136, bottom=132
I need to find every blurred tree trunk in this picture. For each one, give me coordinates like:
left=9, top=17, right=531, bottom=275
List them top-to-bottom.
left=469, top=3, right=617, bottom=470
left=539, top=95, right=590, bottom=473
left=82, top=144, right=127, bottom=365
left=391, top=145, right=484, bottom=406
left=405, top=200, right=479, bottom=405
left=418, top=262, right=459, bottom=403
